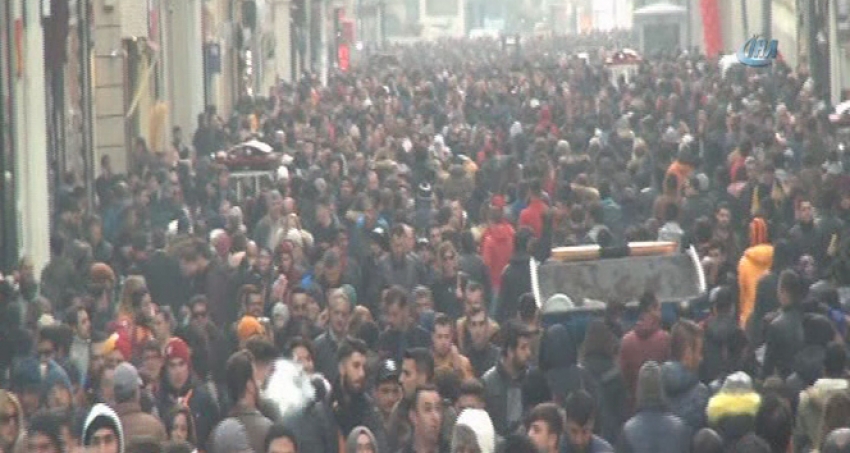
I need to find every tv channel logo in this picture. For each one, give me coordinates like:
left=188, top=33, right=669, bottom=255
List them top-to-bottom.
left=736, top=35, right=778, bottom=67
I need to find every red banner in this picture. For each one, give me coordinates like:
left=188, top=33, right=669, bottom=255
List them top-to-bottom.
left=700, top=0, right=722, bottom=58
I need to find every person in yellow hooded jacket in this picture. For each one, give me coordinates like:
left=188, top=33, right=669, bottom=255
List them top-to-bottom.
left=737, top=218, right=773, bottom=328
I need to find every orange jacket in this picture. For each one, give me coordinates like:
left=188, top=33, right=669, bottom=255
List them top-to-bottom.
left=737, top=244, right=774, bottom=328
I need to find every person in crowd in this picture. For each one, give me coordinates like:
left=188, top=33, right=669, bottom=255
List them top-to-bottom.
left=737, top=224, right=774, bottom=329
left=763, top=270, right=807, bottom=379
left=699, top=286, right=749, bottom=386
left=377, top=287, right=431, bottom=365
left=313, top=288, right=353, bottom=384
left=618, top=291, right=670, bottom=409
left=460, top=307, right=499, bottom=378
left=432, top=313, right=474, bottom=381
left=579, top=319, right=627, bottom=443
left=662, top=320, right=710, bottom=430
left=482, top=321, right=534, bottom=436
left=538, top=323, right=595, bottom=406
left=157, top=336, right=219, bottom=448
left=330, top=338, right=387, bottom=452
left=794, top=341, right=849, bottom=451
left=219, top=350, right=272, bottom=453
left=373, top=359, right=402, bottom=431
left=617, top=361, right=690, bottom=453
left=113, top=362, right=167, bottom=447
left=706, top=372, right=767, bottom=451
left=401, top=385, right=443, bottom=453
left=0, top=391, right=23, bottom=453
left=755, top=393, right=793, bottom=453
left=524, top=402, right=563, bottom=453
left=83, top=403, right=124, bottom=453
left=164, top=405, right=197, bottom=447
left=451, top=408, right=495, bottom=453
left=26, top=411, right=65, bottom=453
left=209, top=417, right=253, bottom=453
left=265, top=423, right=299, bottom=453
left=346, top=426, right=379, bottom=453
left=823, top=428, right=850, bottom=453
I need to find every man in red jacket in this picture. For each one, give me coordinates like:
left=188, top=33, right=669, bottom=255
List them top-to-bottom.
left=519, top=179, right=547, bottom=238
left=480, top=196, right=514, bottom=294
left=618, top=291, right=671, bottom=412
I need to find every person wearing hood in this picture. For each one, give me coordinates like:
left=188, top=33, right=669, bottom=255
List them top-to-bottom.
left=519, top=179, right=548, bottom=239
left=479, top=196, right=514, bottom=296
left=737, top=222, right=774, bottom=328
left=748, top=239, right=795, bottom=346
left=763, top=270, right=806, bottom=379
left=699, top=286, right=749, bottom=386
left=618, top=291, right=670, bottom=412
left=661, top=320, right=711, bottom=431
left=538, top=324, right=596, bottom=406
left=157, top=337, right=220, bottom=449
left=794, top=342, right=849, bottom=452
left=615, top=361, right=691, bottom=453
left=706, top=372, right=765, bottom=451
left=0, top=391, right=24, bottom=453
left=83, top=403, right=124, bottom=453
left=451, top=408, right=495, bottom=453
left=210, top=418, right=253, bottom=453
left=346, top=426, right=379, bottom=453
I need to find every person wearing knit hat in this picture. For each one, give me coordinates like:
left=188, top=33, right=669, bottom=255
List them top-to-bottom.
left=237, top=316, right=267, bottom=345
left=162, top=336, right=220, bottom=448
left=616, top=361, right=691, bottom=453
left=83, top=403, right=124, bottom=453
left=209, top=417, right=254, bottom=453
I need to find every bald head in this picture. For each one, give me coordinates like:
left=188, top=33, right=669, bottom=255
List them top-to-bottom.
left=824, top=428, right=850, bottom=453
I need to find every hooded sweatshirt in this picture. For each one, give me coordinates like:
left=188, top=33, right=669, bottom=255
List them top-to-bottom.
left=480, top=221, right=515, bottom=292
left=737, top=244, right=774, bottom=328
left=618, top=315, right=671, bottom=409
left=539, top=325, right=594, bottom=406
left=794, top=378, right=849, bottom=451
left=0, top=391, right=24, bottom=453
left=83, top=403, right=125, bottom=453
left=452, top=409, right=496, bottom=453
left=346, top=426, right=378, bottom=453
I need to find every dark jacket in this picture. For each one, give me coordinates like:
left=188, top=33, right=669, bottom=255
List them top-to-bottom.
left=494, top=214, right=551, bottom=324
left=142, top=249, right=189, bottom=312
left=378, top=253, right=428, bottom=292
left=430, top=275, right=464, bottom=320
left=763, top=305, right=805, bottom=379
left=700, top=313, right=748, bottom=385
left=539, top=325, right=597, bottom=406
left=377, top=326, right=432, bottom=365
left=313, top=330, right=344, bottom=384
left=465, top=343, right=500, bottom=378
left=582, top=354, right=629, bottom=444
left=482, top=360, right=527, bottom=436
left=661, top=361, right=710, bottom=430
left=156, top=377, right=220, bottom=448
left=329, top=382, right=388, bottom=453
left=114, top=400, right=168, bottom=447
left=615, top=409, right=691, bottom=453
left=561, top=436, right=614, bottom=453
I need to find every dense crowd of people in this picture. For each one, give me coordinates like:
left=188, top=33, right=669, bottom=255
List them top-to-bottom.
left=3, top=30, right=850, bottom=453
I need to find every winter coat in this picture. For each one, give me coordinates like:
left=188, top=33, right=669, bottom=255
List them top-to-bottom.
left=519, top=197, right=548, bottom=238
left=480, top=222, right=515, bottom=292
left=737, top=244, right=774, bottom=328
left=378, top=253, right=429, bottom=292
left=494, top=254, right=532, bottom=324
left=763, top=305, right=805, bottom=379
left=699, top=314, right=748, bottom=385
left=618, top=315, right=671, bottom=409
left=539, top=325, right=598, bottom=406
left=313, top=330, right=344, bottom=385
left=482, top=360, right=528, bottom=436
left=661, top=361, right=711, bottom=430
left=156, top=377, right=220, bottom=448
left=794, top=378, right=849, bottom=452
left=330, top=383, right=388, bottom=453
left=707, top=391, right=762, bottom=451
left=114, top=400, right=168, bottom=448
left=615, top=409, right=691, bottom=453
left=561, top=436, right=614, bottom=453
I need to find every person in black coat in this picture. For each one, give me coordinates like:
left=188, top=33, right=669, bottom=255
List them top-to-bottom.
left=494, top=212, right=552, bottom=325
left=763, top=270, right=807, bottom=380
